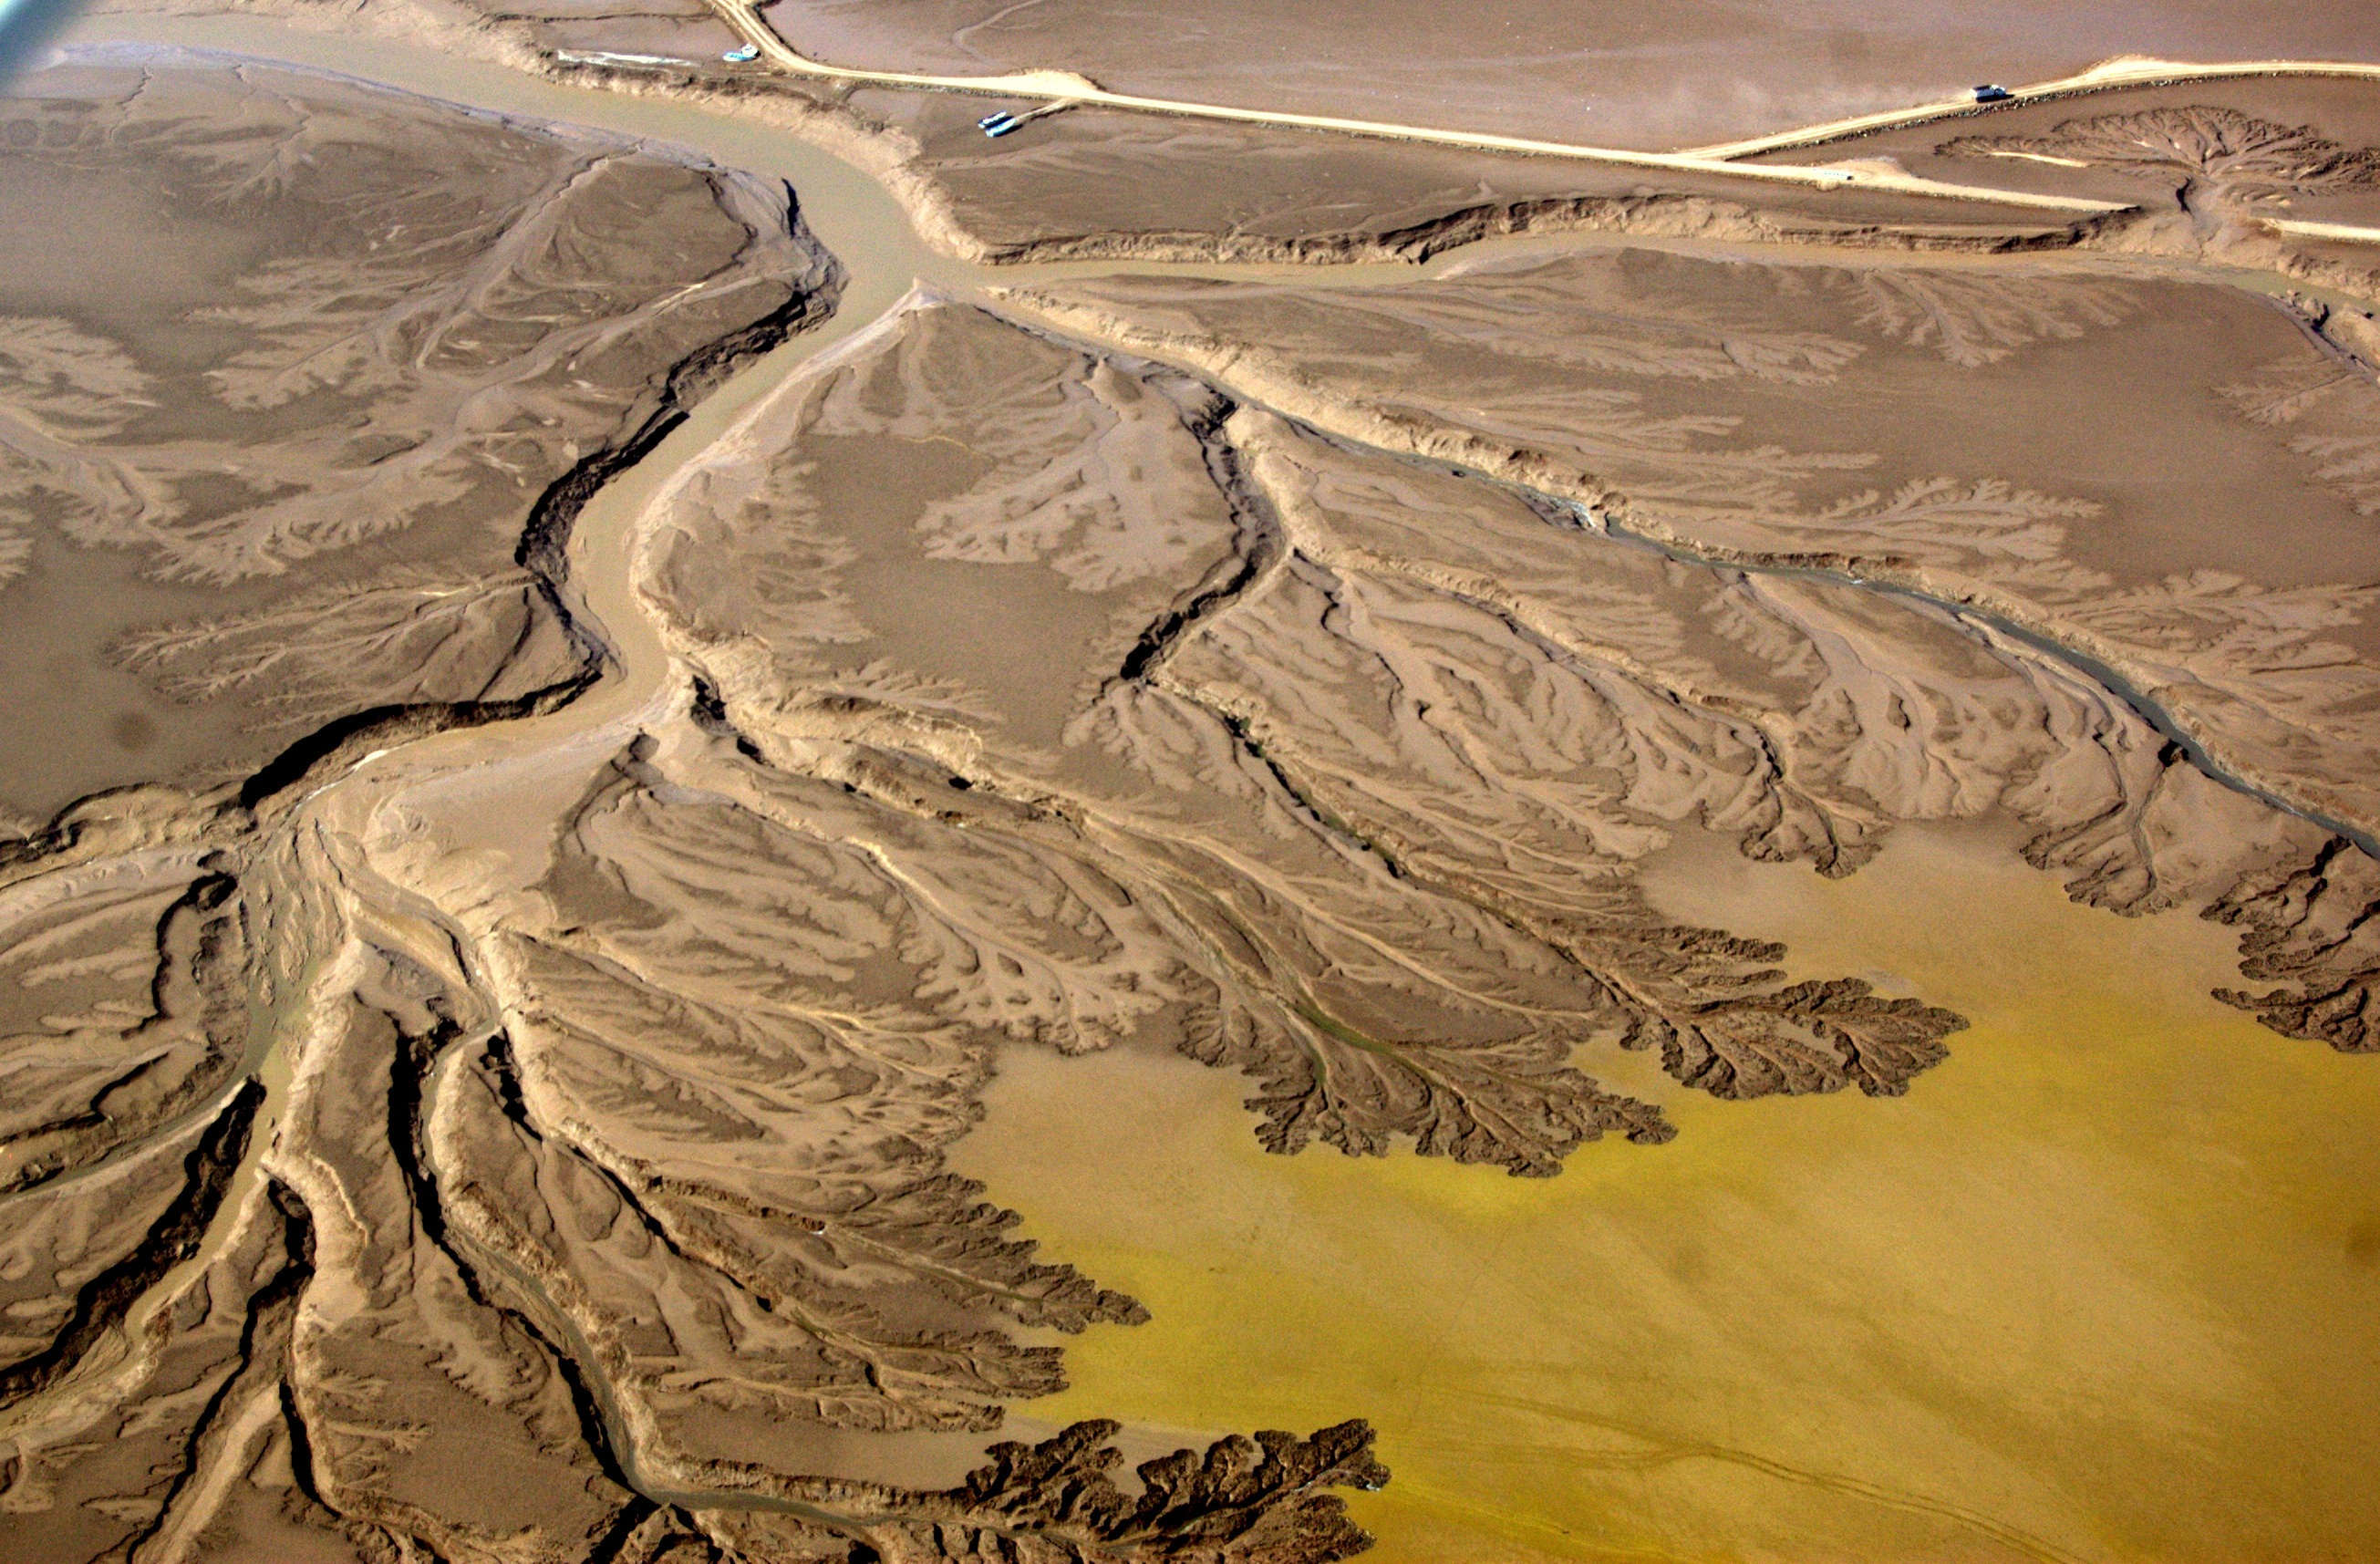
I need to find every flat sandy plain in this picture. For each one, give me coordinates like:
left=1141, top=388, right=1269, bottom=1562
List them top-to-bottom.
left=4, top=3, right=2380, bottom=1562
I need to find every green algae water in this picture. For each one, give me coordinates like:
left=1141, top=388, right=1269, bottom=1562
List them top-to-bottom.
left=957, top=823, right=2380, bottom=1563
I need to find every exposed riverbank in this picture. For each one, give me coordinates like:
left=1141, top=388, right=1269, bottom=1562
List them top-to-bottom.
left=13, top=17, right=2380, bottom=1559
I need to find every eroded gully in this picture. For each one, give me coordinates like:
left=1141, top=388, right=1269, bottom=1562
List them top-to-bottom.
left=35, top=8, right=2380, bottom=1519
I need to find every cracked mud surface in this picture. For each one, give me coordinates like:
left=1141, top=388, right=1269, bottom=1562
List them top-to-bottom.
left=6, top=13, right=2380, bottom=1564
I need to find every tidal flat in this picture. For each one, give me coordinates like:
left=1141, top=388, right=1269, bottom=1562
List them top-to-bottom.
left=10, top=5, right=2380, bottom=1560
left=963, top=823, right=2380, bottom=1563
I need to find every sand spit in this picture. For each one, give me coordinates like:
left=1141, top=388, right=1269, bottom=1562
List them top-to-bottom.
left=6, top=11, right=2380, bottom=1564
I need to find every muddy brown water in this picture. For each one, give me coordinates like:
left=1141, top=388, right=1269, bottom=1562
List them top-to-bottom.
left=37, top=16, right=2380, bottom=1558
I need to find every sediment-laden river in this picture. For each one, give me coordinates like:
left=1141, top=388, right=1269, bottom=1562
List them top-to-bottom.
left=30, top=16, right=2380, bottom=1561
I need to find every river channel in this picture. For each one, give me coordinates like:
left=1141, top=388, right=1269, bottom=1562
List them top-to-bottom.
left=37, top=15, right=2380, bottom=1560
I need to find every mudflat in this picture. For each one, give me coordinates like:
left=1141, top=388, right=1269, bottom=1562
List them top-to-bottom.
left=769, top=0, right=2380, bottom=147
left=5, top=7, right=2380, bottom=1563
left=0, top=51, right=833, bottom=820
left=964, top=821, right=2380, bottom=1561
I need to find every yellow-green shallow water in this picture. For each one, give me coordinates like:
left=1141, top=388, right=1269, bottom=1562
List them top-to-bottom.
left=42, top=22, right=2380, bottom=1555
left=955, top=824, right=2380, bottom=1563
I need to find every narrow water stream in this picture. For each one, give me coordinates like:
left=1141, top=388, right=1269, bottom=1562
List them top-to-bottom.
left=32, top=15, right=2380, bottom=1548
left=1582, top=513, right=2380, bottom=860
